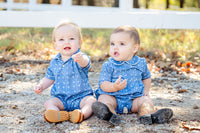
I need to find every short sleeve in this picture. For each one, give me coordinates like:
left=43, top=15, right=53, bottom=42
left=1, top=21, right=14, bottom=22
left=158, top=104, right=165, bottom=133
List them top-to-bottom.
left=141, top=59, right=151, bottom=80
left=45, top=61, right=55, bottom=80
left=99, top=62, right=113, bottom=86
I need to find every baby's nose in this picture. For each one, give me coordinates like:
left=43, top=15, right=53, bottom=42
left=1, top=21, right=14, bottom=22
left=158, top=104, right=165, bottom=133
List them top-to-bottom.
left=64, top=40, right=70, bottom=44
left=114, top=45, right=119, bottom=50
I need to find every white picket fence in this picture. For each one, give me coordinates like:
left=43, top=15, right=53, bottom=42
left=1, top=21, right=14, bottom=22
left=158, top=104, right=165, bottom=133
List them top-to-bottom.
left=0, top=0, right=200, bottom=29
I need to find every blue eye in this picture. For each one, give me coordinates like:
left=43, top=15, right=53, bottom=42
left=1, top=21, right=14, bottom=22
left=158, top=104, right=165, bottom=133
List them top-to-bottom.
left=111, top=43, right=115, bottom=46
left=120, top=43, right=125, bottom=46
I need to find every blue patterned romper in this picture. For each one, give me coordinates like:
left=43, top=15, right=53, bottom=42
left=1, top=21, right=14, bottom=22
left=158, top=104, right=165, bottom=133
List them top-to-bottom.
left=45, top=49, right=93, bottom=111
left=95, top=56, right=151, bottom=114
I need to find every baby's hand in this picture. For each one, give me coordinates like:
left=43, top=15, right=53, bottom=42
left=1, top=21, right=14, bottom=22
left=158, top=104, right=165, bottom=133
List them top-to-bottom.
left=72, top=52, right=83, bottom=63
left=113, top=76, right=127, bottom=91
left=34, top=85, right=43, bottom=95
left=143, top=90, right=150, bottom=97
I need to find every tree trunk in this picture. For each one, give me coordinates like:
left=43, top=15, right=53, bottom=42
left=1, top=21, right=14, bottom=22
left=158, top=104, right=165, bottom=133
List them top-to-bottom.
left=3, top=0, right=7, bottom=10
left=42, top=0, right=50, bottom=4
left=58, top=0, right=61, bottom=4
left=77, top=0, right=81, bottom=5
left=88, top=0, right=94, bottom=6
left=113, top=0, right=119, bottom=7
left=133, top=0, right=139, bottom=8
left=146, top=0, right=150, bottom=9
left=166, top=0, right=169, bottom=9
left=180, top=0, right=184, bottom=8
left=198, top=0, right=200, bottom=8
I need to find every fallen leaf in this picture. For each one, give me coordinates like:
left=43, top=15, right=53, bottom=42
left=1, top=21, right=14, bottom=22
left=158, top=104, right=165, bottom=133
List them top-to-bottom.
left=0, top=56, right=8, bottom=63
left=177, top=61, right=181, bottom=67
left=148, top=62, right=154, bottom=71
left=186, top=62, right=192, bottom=67
left=182, top=63, right=186, bottom=67
left=155, top=67, right=161, bottom=72
left=181, top=68, right=190, bottom=73
left=5, top=69, right=14, bottom=74
left=0, top=73, right=3, bottom=77
left=159, top=80, right=164, bottom=83
left=178, top=89, right=187, bottom=93
left=193, top=104, right=199, bottom=109
left=10, top=105, right=18, bottom=109
left=1, top=114, right=6, bottom=117
left=182, top=122, right=200, bottom=130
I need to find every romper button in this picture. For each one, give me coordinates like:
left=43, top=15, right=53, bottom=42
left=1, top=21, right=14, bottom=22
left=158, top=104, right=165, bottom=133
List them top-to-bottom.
left=62, top=65, right=64, bottom=67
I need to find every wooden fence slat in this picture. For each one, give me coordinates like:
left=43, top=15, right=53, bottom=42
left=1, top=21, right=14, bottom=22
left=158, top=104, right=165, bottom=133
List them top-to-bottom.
left=0, top=0, right=200, bottom=29
left=0, top=10, right=200, bottom=29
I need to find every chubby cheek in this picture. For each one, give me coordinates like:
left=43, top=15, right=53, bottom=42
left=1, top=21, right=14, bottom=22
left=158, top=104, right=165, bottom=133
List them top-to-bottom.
left=71, top=41, right=80, bottom=49
left=54, top=43, right=59, bottom=51
left=55, top=44, right=63, bottom=51
left=77, top=44, right=81, bottom=49
left=72, top=45, right=79, bottom=52
left=109, top=49, right=114, bottom=56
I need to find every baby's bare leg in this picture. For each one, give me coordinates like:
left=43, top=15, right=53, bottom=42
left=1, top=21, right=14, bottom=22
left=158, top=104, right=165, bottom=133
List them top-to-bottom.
left=98, top=94, right=117, bottom=114
left=80, top=96, right=96, bottom=119
left=131, top=96, right=154, bottom=116
left=131, top=96, right=173, bottom=124
left=44, top=97, right=64, bottom=111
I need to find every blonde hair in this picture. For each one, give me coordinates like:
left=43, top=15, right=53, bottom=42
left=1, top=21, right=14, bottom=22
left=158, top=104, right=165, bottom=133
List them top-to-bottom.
left=52, top=21, right=83, bottom=43
left=112, top=25, right=140, bottom=45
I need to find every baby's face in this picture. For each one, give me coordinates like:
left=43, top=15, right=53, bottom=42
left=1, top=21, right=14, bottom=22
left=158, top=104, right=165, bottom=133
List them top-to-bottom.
left=54, top=25, right=81, bottom=58
left=110, top=32, right=138, bottom=61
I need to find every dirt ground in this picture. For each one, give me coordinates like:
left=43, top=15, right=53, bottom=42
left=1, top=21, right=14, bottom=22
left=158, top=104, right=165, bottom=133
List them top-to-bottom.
left=0, top=53, right=200, bottom=133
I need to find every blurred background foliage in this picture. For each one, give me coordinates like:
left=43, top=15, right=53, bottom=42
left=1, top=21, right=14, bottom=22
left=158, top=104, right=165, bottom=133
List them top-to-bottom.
left=0, top=0, right=200, bottom=62
left=0, top=27, right=199, bottom=63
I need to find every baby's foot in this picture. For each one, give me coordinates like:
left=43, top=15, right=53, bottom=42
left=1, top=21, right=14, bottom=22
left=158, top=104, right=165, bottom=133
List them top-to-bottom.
left=92, top=102, right=121, bottom=125
left=140, top=108, right=173, bottom=125
left=69, top=109, right=84, bottom=123
left=44, top=110, right=69, bottom=123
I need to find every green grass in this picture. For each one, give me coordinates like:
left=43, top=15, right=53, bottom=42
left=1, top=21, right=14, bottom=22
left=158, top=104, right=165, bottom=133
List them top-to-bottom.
left=0, top=27, right=199, bottom=62
left=0, top=27, right=53, bottom=53
left=139, top=29, right=200, bottom=61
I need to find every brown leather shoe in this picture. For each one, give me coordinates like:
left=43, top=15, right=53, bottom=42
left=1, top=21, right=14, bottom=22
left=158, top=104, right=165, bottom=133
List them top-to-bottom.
left=92, top=102, right=121, bottom=125
left=140, top=108, right=173, bottom=125
left=69, top=109, right=84, bottom=123
left=44, top=110, right=69, bottom=123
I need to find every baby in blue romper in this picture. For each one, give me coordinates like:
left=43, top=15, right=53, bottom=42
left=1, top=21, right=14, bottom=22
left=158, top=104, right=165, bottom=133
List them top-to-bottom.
left=34, top=21, right=96, bottom=123
left=92, top=25, right=173, bottom=125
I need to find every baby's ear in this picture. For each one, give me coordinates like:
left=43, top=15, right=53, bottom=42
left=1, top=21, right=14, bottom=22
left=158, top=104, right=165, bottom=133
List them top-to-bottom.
left=79, top=39, right=82, bottom=47
left=53, top=42, right=56, bottom=47
left=133, top=44, right=139, bottom=53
